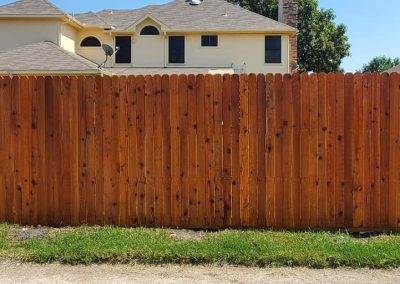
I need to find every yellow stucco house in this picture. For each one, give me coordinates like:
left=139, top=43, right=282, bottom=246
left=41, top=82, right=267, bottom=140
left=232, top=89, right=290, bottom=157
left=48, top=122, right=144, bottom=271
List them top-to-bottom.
left=0, top=0, right=298, bottom=75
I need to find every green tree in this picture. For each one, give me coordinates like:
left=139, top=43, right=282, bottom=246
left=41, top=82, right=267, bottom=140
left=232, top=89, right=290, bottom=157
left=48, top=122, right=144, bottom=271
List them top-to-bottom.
left=227, top=0, right=351, bottom=72
left=228, top=0, right=279, bottom=19
left=361, top=56, right=400, bottom=72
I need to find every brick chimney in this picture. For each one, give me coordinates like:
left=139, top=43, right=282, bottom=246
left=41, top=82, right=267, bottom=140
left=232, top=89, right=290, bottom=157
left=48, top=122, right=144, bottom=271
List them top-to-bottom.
left=278, top=0, right=298, bottom=72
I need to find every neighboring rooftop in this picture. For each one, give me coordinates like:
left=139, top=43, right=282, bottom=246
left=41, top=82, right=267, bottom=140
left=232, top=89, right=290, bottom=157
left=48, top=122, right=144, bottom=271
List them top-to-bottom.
left=0, top=0, right=64, bottom=15
left=0, top=0, right=296, bottom=32
left=75, top=0, right=297, bottom=32
left=73, top=11, right=111, bottom=27
left=0, top=41, right=101, bottom=74
left=387, top=64, right=400, bottom=73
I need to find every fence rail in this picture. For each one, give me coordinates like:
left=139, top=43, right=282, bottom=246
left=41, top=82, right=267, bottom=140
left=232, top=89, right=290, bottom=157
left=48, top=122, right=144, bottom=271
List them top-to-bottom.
left=0, top=73, right=399, bottom=230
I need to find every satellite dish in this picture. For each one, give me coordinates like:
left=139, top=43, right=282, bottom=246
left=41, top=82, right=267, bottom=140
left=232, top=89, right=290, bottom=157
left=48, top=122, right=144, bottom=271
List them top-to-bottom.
left=98, top=44, right=119, bottom=69
left=102, top=44, right=114, bottom=57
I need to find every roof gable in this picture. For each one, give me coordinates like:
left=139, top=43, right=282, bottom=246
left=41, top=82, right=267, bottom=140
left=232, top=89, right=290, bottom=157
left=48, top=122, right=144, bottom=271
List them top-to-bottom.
left=0, top=0, right=64, bottom=15
left=125, top=14, right=169, bottom=32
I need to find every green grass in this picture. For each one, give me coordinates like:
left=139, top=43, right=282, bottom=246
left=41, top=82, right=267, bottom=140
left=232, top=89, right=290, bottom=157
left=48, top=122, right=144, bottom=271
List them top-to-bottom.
left=0, top=224, right=11, bottom=254
left=1, top=224, right=400, bottom=268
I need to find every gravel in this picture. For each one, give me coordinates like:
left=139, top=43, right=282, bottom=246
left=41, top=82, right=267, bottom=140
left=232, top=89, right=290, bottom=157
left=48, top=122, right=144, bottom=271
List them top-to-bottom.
left=0, top=262, right=399, bottom=284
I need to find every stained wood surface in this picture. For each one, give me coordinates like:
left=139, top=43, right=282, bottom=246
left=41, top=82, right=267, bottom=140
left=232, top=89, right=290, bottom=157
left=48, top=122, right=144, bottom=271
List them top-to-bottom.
left=0, top=73, right=399, bottom=231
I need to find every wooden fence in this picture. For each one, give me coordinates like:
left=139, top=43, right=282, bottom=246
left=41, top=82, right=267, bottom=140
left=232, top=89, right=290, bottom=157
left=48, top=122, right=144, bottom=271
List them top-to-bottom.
left=0, top=73, right=399, bottom=230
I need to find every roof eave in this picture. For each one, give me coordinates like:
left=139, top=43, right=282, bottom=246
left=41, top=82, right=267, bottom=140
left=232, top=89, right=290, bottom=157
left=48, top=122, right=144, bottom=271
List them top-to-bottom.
left=0, top=14, right=85, bottom=28
left=0, top=14, right=63, bottom=17
left=64, top=14, right=86, bottom=28
left=82, top=24, right=115, bottom=30
left=107, top=27, right=297, bottom=34
left=163, top=28, right=298, bottom=34
left=0, top=69, right=104, bottom=75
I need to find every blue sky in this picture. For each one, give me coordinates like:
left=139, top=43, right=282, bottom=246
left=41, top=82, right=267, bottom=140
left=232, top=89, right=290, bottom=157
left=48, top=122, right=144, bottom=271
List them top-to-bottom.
left=1, top=0, right=399, bottom=71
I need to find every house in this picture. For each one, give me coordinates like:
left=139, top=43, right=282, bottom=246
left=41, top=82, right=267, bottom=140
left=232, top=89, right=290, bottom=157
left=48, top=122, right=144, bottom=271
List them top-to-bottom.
left=0, top=0, right=298, bottom=75
left=387, top=64, right=400, bottom=73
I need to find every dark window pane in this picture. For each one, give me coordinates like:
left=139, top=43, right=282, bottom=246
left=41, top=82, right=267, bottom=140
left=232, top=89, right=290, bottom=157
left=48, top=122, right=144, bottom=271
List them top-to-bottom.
left=140, top=25, right=160, bottom=36
left=201, top=35, right=218, bottom=47
left=80, top=36, right=101, bottom=47
left=115, top=36, right=132, bottom=64
left=169, top=36, right=185, bottom=64
left=201, top=36, right=208, bottom=46
left=210, top=36, right=218, bottom=46
left=265, top=36, right=282, bottom=63
left=266, top=36, right=281, bottom=50
left=266, top=50, right=281, bottom=63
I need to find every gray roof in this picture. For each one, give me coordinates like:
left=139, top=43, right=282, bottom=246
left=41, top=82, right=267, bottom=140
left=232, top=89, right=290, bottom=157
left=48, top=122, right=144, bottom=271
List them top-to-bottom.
left=0, top=0, right=64, bottom=15
left=76, top=0, right=296, bottom=32
left=74, top=11, right=110, bottom=27
left=0, top=41, right=101, bottom=74
left=387, top=64, right=400, bottom=73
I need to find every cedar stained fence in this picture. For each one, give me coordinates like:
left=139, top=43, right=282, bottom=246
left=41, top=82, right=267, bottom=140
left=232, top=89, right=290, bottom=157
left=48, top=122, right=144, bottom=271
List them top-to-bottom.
left=0, top=73, right=399, bottom=230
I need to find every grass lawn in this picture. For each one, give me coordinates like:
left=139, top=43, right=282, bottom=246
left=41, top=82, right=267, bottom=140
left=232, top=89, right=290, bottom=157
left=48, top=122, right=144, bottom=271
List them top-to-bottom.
left=1, top=224, right=400, bottom=268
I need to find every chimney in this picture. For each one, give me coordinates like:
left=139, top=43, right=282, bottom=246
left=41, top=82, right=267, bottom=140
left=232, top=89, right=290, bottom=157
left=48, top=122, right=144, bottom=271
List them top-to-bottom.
left=278, top=0, right=298, bottom=72
left=278, top=0, right=298, bottom=28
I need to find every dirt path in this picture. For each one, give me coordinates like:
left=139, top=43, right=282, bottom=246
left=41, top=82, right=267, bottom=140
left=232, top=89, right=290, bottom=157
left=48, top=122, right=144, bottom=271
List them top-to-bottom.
left=0, top=262, right=399, bottom=284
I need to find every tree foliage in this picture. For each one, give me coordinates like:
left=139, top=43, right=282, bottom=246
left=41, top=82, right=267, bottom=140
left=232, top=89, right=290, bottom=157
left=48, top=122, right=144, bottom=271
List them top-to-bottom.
left=227, top=0, right=351, bottom=72
left=228, top=0, right=279, bottom=19
left=361, top=56, right=400, bottom=73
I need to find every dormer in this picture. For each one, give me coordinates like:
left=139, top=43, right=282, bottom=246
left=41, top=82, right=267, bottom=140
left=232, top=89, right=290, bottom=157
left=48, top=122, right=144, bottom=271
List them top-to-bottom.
left=124, top=14, right=169, bottom=35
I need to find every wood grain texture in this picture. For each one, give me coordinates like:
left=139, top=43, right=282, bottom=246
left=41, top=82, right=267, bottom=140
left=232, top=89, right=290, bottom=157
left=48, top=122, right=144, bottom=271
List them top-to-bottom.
left=299, top=73, right=310, bottom=227
left=352, top=73, right=364, bottom=228
left=380, top=73, right=390, bottom=228
left=389, top=73, right=400, bottom=228
left=0, top=74, right=398, bottom=231
left=256, top=74, right=267, bottom=227
left=265, top=74, right=276, bottom=227
left=230, top=75, right=241, bottom=227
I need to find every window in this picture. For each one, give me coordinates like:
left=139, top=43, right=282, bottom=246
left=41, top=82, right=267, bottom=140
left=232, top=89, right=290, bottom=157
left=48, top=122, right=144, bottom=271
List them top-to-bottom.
left=140, top=25, right=160, bottom=36
left=201, top=35, right=218, bottom=47
left=80, top=36, right=101, bottom=47
left=115, top=36, right=132, bottom=64
left=169, top=36, right=185, bottom=64
left=265, top=36, right=282, bottom=63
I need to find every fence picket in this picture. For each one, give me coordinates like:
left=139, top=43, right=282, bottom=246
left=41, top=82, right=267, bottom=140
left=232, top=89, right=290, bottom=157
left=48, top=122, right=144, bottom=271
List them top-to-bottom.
left=380, top=73, right=390, bottom=228
left=389, top=73, right=400, bottom=228
left=0, top=74, right=398, bottom=231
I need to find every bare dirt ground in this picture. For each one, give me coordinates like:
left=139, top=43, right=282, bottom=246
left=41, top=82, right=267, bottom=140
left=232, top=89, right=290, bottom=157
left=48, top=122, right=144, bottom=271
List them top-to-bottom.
left=0, top=262, right=400, bottom=284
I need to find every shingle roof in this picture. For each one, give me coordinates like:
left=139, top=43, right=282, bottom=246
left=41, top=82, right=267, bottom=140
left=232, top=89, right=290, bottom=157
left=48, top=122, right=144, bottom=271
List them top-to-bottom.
left=0, top=0, right=64, bottom=15
left=76, top=0, right=296, bottom=32
left=73, top=11, right=110, bottom=27
left=0, top=41, right=101, bottom=74
left=387, top=64, right=400, bottom=73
